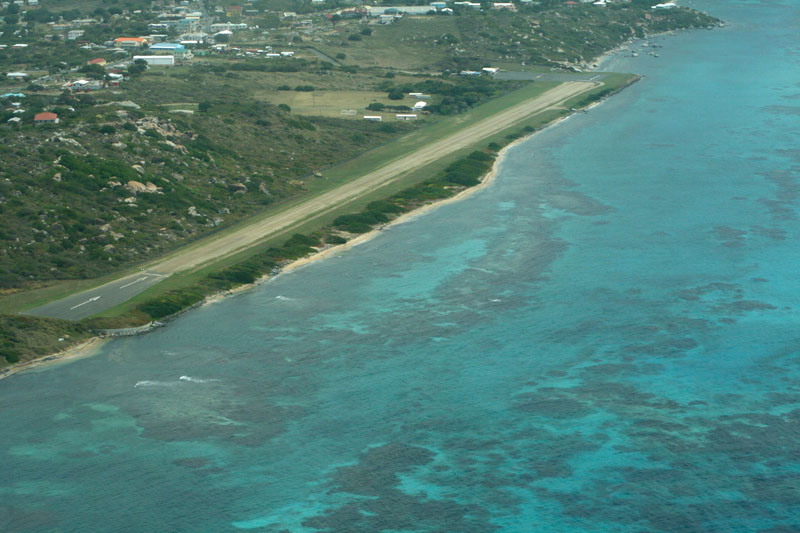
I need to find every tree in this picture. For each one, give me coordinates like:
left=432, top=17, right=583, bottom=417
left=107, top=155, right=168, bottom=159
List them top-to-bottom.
left=80, top=63, right=107, bottom=80
left=387, top=88, right=404, bottom=100
left=198, top=102, right=212, bottom=113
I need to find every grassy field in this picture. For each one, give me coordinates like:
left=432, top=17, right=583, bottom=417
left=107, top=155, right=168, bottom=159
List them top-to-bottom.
left=260, top=90, right=429, bottom=119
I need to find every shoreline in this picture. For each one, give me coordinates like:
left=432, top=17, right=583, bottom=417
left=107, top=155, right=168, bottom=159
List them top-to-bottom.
left=0, top=74, right=630, bottom=380
left=0, top=109, right=588, bottom=380
left=0, top=336, right=107, bottom=380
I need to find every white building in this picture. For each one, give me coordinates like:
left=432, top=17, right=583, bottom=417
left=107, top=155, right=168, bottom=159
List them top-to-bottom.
left=132, top=55, right=175, bottom=66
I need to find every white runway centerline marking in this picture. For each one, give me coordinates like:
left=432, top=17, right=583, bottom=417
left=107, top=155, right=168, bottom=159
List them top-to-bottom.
left=120, top=277, right=150, bottom=289
left=70, top=296, right=101, bottom=310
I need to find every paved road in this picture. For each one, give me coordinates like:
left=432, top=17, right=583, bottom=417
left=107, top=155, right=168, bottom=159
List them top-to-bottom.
left=27, top=81, right=596, bottom=320
left=26, top=272, right=166, bottom=320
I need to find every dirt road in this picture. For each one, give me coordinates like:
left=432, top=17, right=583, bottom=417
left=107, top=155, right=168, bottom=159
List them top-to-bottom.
left=149, top=81, right=595, bottom=275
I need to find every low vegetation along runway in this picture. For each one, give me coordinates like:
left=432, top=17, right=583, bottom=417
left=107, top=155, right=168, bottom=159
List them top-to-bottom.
left=29, top=81, right=595, bottom=320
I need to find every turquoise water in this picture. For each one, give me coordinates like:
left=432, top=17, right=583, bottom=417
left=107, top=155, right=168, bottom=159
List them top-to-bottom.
left=3, top=1, right=800, bottom=530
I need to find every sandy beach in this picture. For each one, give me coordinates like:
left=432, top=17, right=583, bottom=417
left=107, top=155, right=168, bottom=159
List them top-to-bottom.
left=0, top=337, right=108, bottom=380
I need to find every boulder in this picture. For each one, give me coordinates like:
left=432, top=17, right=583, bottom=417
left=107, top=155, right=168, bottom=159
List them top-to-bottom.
left=132, top=164, right=145, bottom=174
left=126, top=180, right=148, bottom=193
left=229, top=182, right=248, bottom=194
left=259, top=182, right=271, bottom=195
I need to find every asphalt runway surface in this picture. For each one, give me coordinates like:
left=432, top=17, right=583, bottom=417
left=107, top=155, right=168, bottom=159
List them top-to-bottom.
left=25, top=272, right=166, bottom=320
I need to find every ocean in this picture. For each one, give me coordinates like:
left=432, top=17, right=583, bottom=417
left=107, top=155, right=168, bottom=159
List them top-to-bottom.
left=2, top=0, right=799, bottom=530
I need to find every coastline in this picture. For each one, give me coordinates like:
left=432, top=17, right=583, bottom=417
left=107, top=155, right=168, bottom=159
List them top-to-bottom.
left=0, top=74, right=631, bottom=379
left=0, top=336, right=107, bottom=380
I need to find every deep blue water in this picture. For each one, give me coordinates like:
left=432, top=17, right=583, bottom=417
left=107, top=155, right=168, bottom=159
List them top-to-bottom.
left=3, top=1, right=800, bottom=531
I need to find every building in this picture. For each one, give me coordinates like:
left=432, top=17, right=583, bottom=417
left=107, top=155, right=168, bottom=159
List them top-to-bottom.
left=226, top=5, right=243, bottom=17
left=175, top=17, right=200, bottom=33
left=67, top=30, right=85, bottom=40
left=114, top=37, right=146, bottom=48
left=148, top=42, right=191, bottom=59
left=132, top=55, right=175, bottom=66
left=87, top=58, right=107, bottom=66
left=6, top=72, right=28, bottom=80
left=63, top=79, right=102, bottom=91
left=413, top=101, right=427, bottom=110
left=34, top=112, right=59, bottom=125
left=396, top=114, right=417, bottom=120
left=363, top=115, right=382, bottom=121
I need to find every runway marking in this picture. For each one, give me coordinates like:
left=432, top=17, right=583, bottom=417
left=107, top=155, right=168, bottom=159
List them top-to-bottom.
left=120, top=277, right=150, bottom=289
left=70, top=296, right=101, bottom=310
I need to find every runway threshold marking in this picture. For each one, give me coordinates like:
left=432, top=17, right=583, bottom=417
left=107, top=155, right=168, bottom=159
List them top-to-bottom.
left=70, top=296, right=101, bottom=310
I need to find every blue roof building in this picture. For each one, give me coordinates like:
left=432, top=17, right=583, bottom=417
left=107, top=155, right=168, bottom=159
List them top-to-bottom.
left=148, top=42, right=191, bottom=58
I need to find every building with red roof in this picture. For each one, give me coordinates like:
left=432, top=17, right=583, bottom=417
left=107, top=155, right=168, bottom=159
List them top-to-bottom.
left=114, top=37, right=145, bottom=48
left=34, top=112, right=59, bottom=125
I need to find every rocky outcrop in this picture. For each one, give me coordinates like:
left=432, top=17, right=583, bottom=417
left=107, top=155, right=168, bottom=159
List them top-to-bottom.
left=228, top=182, right=248, bottom=194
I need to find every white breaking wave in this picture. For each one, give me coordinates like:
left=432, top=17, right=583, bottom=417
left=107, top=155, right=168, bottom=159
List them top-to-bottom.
left=275, top=295, right=293, bottom=301
left=179, top=375, right=219, bottom=383
left=135, top=376, right=219, bottom=388
left=134, top=380, right=178, bottom=388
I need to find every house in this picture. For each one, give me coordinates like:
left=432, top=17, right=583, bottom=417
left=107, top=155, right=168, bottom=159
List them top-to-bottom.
left=430, top=2, right=447, bottom=9
left=492, top=2, right=516, bottom=10
left=652, top=2, right=677, bottom=8
left=226, top=5, right=243, bottom=17
left=67, top=30, right=85, bottom=40
left=114, top=37, right=146, bottom=48
left=87, top=57, right=107, bottom=66
left=482, top=67, right=499, bottom=75
left=460, top=70, right=481, bottom=76
left=6, top=72, right=28, bottom=80
left=63, top=79, right=102, bottom=91
left=34, top=112, right=59, bottom=124
left=396, top=114, right=417, bottom=120
left=363, top=115, right=382, bottom=121
left=7, top=117, right=22, bottom=125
